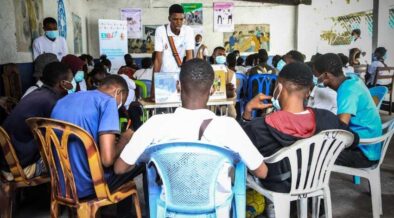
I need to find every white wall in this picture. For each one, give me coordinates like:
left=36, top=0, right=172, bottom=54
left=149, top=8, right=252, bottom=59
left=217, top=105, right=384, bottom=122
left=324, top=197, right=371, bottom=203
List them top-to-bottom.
left=378, top=0, right=394, bottom=66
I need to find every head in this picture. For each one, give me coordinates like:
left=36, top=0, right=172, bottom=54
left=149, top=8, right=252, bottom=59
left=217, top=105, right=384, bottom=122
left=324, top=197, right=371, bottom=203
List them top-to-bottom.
left=168, top=4, right=184, bottom=32
left=43, top=17, right=57, bottom=31
left=351, top=29, right=361, bottom=38
left=195, top=34, right=202, bottom=44
left=211, top=46, right=226, bottom=64
left=374, top=47, right=387, bottom=61
left=349, top=48, right=361, bottom=66
left=257, top=49, right=269, bottom=64
left=233, top=50, right=240, bottom=57
left=284, top=50, right=305, bottom=64
left=226, top=52, right=237, bottom=69
left=34, top=53, right=59, bottom=79
left=310, top=53, right=322, bottom=63
left=314, top=53, right=345, bottom=90
left=337, top=53, right=349, bottom=67
left=61, top=54, right=85, bottom=75
left=124, top=54, right=133, bottom=66
left=245, top=54, right=257, bottom=66
left=271, top=55, right=282, bottom=68
left=100, top=56, right=112, bottom=73
left=236, top=56, right=244, bottom=66
left=141, top=57, right=152, bottom=69
left=179, top=59, right=214, bottom=108
left=41, top=62, right=73, bottom=96
left=273, top=62, right=314, bottom=111
left=90, top=64, right=108, bottom=88
left=98, top=75, right=129, bottom=108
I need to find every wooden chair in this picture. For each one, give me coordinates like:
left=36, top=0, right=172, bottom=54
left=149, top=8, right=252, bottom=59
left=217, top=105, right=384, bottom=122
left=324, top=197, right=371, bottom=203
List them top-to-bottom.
left=1, top=64, right=22, bottom=100
left=353, top=64, right=368, bottom=82
left=372, top=67, right=394, bottom=115
left=26, top=117, right=142, bottom=218
left=0, top=127, right=50, bottom=218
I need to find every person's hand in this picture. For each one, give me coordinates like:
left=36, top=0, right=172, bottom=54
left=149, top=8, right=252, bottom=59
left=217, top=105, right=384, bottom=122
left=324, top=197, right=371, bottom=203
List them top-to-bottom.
left=226, top=83, right=235, bottom=98
left=243, top=93, right=272, bottom=120
left=143, top=96, right=155, bottom=103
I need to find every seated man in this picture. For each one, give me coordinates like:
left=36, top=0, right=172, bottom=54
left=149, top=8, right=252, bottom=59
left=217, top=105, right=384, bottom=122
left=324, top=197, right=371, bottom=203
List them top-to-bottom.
left=314, top=53, right=382, bottom=168
left=114, top=59, right=268, bottom=216
left=0, top=62, right=73, bottom=180
left=241, top=62, right=359, bottom=193
left=51, top=75, right=140, bottom=200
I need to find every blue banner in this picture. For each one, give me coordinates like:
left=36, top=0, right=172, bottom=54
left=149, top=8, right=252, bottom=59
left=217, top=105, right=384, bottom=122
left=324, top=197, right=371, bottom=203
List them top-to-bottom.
left=58, top=0, right=67, bottom=38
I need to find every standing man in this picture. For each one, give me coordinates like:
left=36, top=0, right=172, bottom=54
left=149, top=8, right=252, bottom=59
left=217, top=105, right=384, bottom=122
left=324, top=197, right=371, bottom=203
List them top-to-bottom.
left=151, top=4, right=194, bottom=99
left=33, top=17, right=68, bottom=61
left=194, top=34, right=209, bottom=60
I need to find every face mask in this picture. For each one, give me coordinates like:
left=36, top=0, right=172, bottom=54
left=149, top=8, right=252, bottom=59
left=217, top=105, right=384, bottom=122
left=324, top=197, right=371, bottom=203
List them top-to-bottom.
left=45, top=30, right=58, bottom=39
left=383, top=53, right=388, bottom=60
left=215, top=55, right=226, bottom=65
left=276, top=59, right=286, bottom=72
left=74, top=71, right=85, bottom=83
left=313, top=75, right=326, bottom=88
left=64, top=79, right=76, bottom=94
left=271, top=83, right=282, bottom=111
left=114, top=89, right=123, bottom=109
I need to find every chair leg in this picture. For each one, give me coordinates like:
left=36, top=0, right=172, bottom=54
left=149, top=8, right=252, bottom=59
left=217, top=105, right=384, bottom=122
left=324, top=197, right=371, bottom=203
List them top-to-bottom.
left=369, top=171, right=382, bottom=218
left=0, top=182, right=14, bottom=218
left=324, top=187, right=333, bottom=218
left=132, top=191, right=142, bottom=218
left=50, top=194, right=59, bottom=218
left=272, top=196, right=290, bottom=218
left=312, top=196, right=320, bottom=218
left=297, top=198, right=308, bottom=218
left=77, top=204, right=98, bottom=218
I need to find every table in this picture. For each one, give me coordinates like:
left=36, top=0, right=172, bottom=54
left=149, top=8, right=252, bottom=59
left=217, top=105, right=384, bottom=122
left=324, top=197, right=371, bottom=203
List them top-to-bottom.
left=139, top=99, right=235, bottom=120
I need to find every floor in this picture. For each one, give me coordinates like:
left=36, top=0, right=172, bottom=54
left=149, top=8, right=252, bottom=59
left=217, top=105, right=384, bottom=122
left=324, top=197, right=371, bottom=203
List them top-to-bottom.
left=9, top=112, right=394, bottom=218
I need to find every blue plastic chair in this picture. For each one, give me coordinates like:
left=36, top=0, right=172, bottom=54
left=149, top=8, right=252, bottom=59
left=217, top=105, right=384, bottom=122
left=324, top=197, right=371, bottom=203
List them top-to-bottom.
left=236, top=73, right=248, bottom=116
left=247, top=74, right=277, bottom=101
left=139, top=79, right=152, bottom=97
left=369, top=86, right=388, bottom=109
left=138, top=142, right=246, bottom=218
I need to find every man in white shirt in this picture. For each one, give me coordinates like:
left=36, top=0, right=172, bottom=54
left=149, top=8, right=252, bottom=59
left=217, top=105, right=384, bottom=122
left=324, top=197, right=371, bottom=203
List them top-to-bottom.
left=32, top=17, right=68, bottom=61
left=194, top=34, right=209, bottom=60
left=133, top=57, right=153, bottom=81
left=114, top=59, right=268, bottom=215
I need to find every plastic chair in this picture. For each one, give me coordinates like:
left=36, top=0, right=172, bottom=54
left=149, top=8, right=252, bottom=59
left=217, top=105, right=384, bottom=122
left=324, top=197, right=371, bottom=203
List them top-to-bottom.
left=373, top=67, right=394, bottom=115
left=235, top=72, right=248, bottom=116
left=247, top=74, right=277, bottom=101
left=139, top=79, right=152, bottom=97
left=135, top=80, right=148, bottom=98
left=369, top=86, right=388, bottom=110
left=26, top=117, right=142, bottom=218
left=332, top=118, right=394, bottom=218
left=0, top=127, right=50, bottom=218
left=247, top=130, right=354, bottom=218
left=138, top=141, right=246, bottom=218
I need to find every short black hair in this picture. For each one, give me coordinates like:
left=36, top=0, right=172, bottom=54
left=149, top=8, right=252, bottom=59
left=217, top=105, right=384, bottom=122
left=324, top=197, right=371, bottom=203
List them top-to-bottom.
left=169, top=4, right=184, bottom=15
left=43, top=17, right=57, bottom=27
left=351, top=29, right=361, bottom=36
left=213, top=46, right=225, bottom=53
left=374, top=47, right=387, bottom=60
left=258, top=49, right=269, bottom=63
left=286, top=50, right=305, bottom=63
left=227, top=52, right=237, bottom=68
left=310, top=53, right=322, bottom=63
left=314, top=53, right=344, bottom=77
left=337, top=53, right=349, bottom=67
left=124, top=54, right=132, bottom=60
left=245, top=54, right=257, bottom=66
left=271, top=55, right=282, bottom=68
left=100, top=57, right=112, bottom=68
left=141, top=57, right=152, bottom=69
left=236, top=57, right=244, bottom=66
left=180, top=59, right=214, bottom=94
left=41, top=62, right=70, bottom=87
left=279, top=62, right=313, bottom=90
left=90, top=64, right=107, bottom=76
left=100, top=74, right=128, bottom=92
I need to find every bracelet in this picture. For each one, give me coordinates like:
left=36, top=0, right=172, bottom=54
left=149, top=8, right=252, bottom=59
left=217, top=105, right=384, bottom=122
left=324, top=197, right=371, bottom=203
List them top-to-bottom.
left=242, top=115, right=251, bottom=122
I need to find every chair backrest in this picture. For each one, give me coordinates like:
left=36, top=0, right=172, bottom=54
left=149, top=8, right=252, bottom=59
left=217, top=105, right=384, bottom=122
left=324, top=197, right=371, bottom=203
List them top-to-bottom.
left=2, top=64, right=22, bottom=100
left=353, top=64, right=368, bottom=81
left=373, top=67, right=394, bottom=89
left=235, top=72, right=248, bottom=103
left=247, top=74, right=277, bottom=101
left=139, top=79, right=152, bottom=97
left=135, top=80, right=148, bottom=98
left=369, top=86, right=388, bottom=109
left=26, top=117, right=113, bottom=205
left=0, top=127, right=32, bottom=184
left=264, top=130, right=354, bottom=195
left=139, top=142, right=244, bottom=216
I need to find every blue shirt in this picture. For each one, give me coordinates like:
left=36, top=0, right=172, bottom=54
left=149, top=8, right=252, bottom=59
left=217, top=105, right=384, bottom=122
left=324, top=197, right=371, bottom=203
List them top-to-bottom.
left=337, top=75, right=382, bottom=160
left=51, top=90, right=119, bottom=198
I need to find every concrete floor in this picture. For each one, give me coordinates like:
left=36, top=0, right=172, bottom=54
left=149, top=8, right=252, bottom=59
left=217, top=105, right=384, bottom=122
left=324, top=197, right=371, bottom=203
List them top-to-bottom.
left=11, top=112, right=394, bottom=218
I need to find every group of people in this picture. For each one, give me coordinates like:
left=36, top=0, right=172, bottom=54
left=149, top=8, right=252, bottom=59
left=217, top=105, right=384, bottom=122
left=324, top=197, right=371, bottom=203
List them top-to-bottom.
left=0, top=3, right=390, bottom=217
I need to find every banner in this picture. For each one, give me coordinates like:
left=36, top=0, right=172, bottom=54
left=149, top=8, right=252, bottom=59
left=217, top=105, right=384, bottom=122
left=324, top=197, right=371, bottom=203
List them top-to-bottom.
left=58, top=0, right=67, bottom=38
left=213, top=2, right=234, bottom=32
left=182, top=3, right=203, bottom=36
left=120, top=8, right=142, bottom=39
left=98, top=19, right=128, bottom=74
left=224, top=24, right=270, bottom=52
left=128, top=25, right=159, bottom=54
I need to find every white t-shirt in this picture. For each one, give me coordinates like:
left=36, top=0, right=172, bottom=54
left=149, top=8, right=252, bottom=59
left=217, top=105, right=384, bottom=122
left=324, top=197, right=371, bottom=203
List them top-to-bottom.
left=154, top=25, right=194, bottom=73
left=32, top=36, right=68, bottom=61
left=194, top=44, right=209, bottom=58
left=367, top=61, right=392, bottom=85
left=134, top=68, right=153, bottom=81
left=119, top=74, right=136, bottom=109
left=307, top=86, right=338, bottom=114
left=120, top=107, right=264, bottom=214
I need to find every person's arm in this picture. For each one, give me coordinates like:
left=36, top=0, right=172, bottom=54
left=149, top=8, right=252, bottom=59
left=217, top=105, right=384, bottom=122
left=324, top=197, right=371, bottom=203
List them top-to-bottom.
left=185, top=50, right=193, bottom=61
left=153, top=52, right=163, bottom=73
left=242, top=93, right=272, bottom=120
left=338, top=113, right=351, bottom=125
left=99, top=129, right=133, bottom=167
left=252, top=163, right=268, bottom=179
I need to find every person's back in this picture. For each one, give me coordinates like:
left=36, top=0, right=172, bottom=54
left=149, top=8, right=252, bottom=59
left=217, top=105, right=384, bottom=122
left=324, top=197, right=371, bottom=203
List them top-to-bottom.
left=367, top=47, right=390, bottom=86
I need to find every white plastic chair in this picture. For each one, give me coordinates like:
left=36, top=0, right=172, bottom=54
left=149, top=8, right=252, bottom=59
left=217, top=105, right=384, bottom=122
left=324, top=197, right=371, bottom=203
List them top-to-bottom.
left=332, top=118, right=394, bottom=218
left=247, top=130, right=354, bottom=218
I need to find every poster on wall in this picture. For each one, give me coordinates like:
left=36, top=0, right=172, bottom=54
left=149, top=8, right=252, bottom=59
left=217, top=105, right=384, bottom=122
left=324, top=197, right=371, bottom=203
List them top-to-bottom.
left=13, top=0, right=44, bottom=52
left=58, top=0, right=67, bottom=38
left=213, top=2, right=234, bottom=32
left=182, top=3, right=203, bottom=36
left=120, top=8, right=142, bottom=39
left=389, top=8, right=394, bottom=29
left=320, top=11, right=373, bottom=46
left=72, top=13, right=82, bottom=54
left=98, top=19, right=128, bottom=74
left=223, top=24, right=270, bottom=53
left=128, top=25, right=159, bottom=54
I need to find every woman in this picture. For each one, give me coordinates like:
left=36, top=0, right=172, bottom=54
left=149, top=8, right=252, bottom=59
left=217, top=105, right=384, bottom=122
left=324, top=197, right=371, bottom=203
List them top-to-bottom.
left=367, top=47, right=390, bottom=86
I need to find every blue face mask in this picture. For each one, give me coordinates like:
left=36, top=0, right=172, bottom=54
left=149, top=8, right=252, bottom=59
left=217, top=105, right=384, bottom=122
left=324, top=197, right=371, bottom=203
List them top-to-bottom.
left=45, top=30, right=58, bottom=39
left=383, top=53, right=388, bottom=60
left=215, top=55, right=226, bottom=65
left=276, top=59, right=286, bottom=72
left=74, top=70, right=85, bottom=83
left=313, top=75, right=326, bottom=88
left=66, top=79, right=77, bottom=94
left=271, top=83, right=282, bottom=111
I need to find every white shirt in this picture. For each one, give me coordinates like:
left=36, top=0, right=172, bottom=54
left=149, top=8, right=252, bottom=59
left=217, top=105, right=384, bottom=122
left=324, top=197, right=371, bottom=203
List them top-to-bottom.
left=154, top=25, right=194, bottom=73
left=32, top=36, right=68, bottom=61
left=367, top=61, right=391, bottom=85
left=134, top=68, right=153, bottom=81
left=119, top=74, right=136, bottom=109
left=22, top=80, right=44, bottom=99
left=78, top=80, right=87, bottom=91
left=307, top=86, right=338, bottom=114
left=120, top=108, right=264, bottom=214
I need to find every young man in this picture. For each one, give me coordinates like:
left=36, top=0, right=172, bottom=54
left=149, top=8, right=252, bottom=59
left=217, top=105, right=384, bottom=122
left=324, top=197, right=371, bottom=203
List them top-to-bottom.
left=32, top=17, right=68, bottom=61
left=194, top=34, right=209, bottom=60
left=247, top=49, right=275, bottom=75
left=284, top=50, right=305, bottom=64
left=314, top=53, right=382, bottom=168
left=61, top=54, right=87, bottom=92
left=114, top=59, right=268, bottom=216
left=0, top=62, right=73, bottom=180
left=241, top=62, right=358, bottom=193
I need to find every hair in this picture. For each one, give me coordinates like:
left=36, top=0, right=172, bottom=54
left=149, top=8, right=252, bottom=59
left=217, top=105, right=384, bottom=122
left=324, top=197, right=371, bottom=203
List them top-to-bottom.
left=169, top=4, right=184, bottom=15
left=43, top=17, right=57, bottom=27
left=351, top=29, right=361, bottom=36
left=195, top=34, right=202, bottom=39
left=374, top=47, right=387, bottom=60
left=349, top=48, right=361, bottom=66
left=257, top=49, right=269, bottom=63
left=286, top=50, right=305, bottom=63
left=227, top=52, right=237, bottom=68
left=34, top=53, right=58, bottom=78
left=310, top=53, right=322, bottom=63
left=314, top=53, right=344, bottom=77
left=337, top=53, right=349, bottom=67
left=124, top=54, right=132, bottom=60
left=245, top=54, right=257, bottom=66
left=271, top=55, right=282, bottom=68
left=100, top=56, right=112, bottom=68
left=141, top=57, right=152, bottom=69
left=236, top=57, right=244, bottom=66
left=180, top=59, right=214, bottom=95
left=41, top=62, right=70, bottom=87
left=279, top=62, right=313, bottom=91
left=90, top=64, right=107, bottom=77
left=100, top=74, right=128, bottom=92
